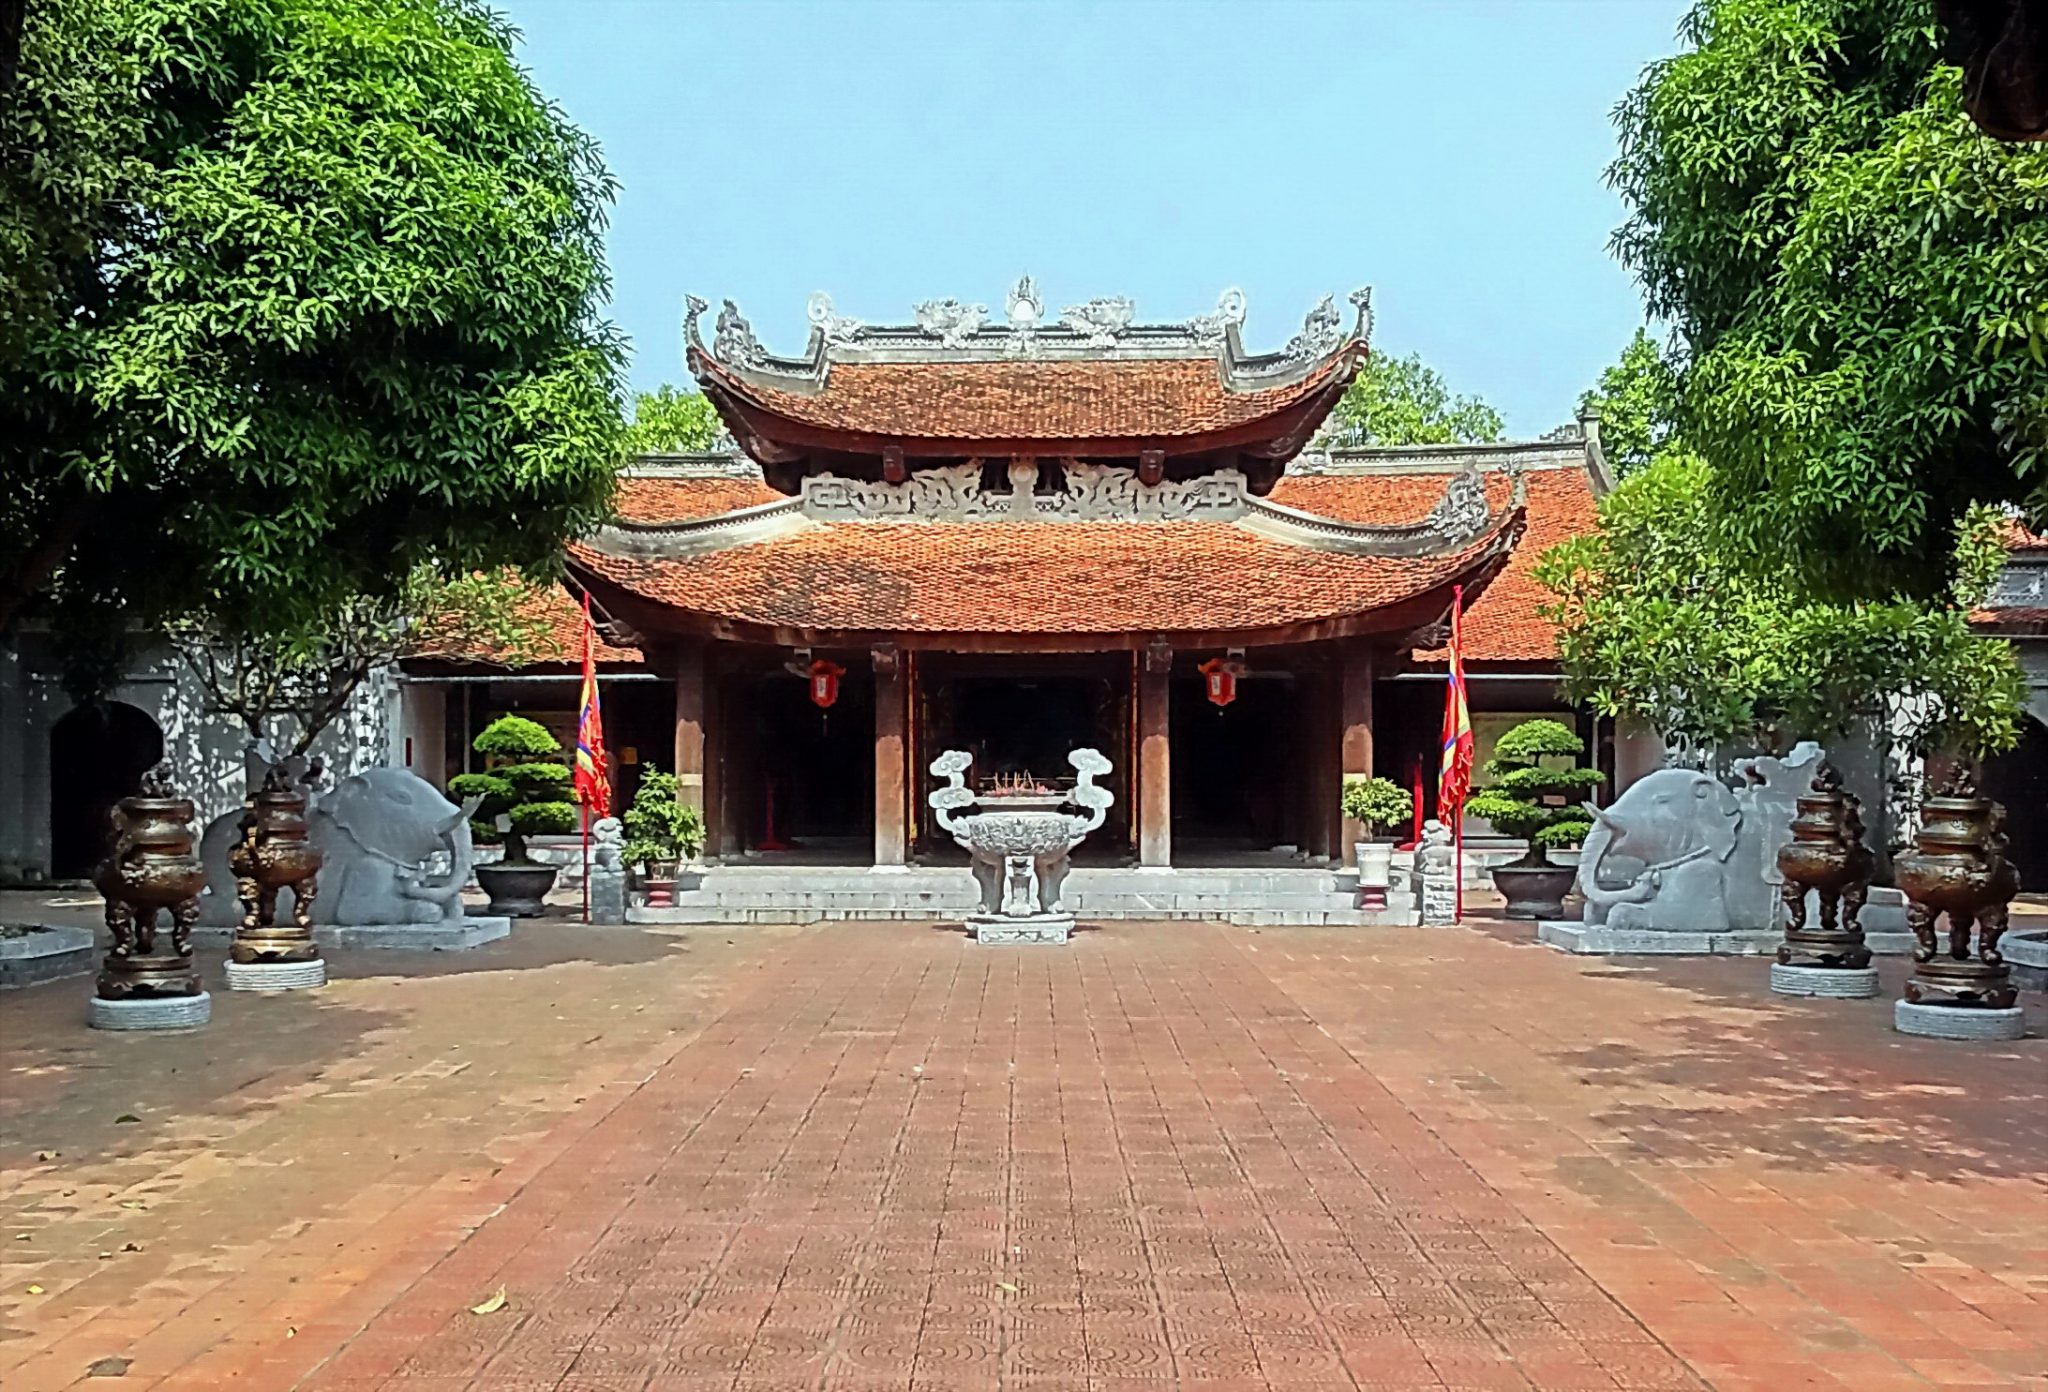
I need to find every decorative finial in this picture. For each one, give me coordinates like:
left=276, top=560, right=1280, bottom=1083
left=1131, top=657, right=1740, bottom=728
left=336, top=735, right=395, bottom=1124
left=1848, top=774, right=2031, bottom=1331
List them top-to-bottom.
left=1006, top=275, right=1043, bottom=328
left=1348, top=287, right=1374, bottom=348
left=138, top=760, right=176, bottom=799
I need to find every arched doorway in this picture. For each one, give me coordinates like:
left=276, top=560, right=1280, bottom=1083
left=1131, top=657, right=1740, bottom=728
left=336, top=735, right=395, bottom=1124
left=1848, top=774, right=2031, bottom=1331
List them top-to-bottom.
left=49, top=702, right=165, bottom=880
left=1982, top=712, right=2048, bottom=892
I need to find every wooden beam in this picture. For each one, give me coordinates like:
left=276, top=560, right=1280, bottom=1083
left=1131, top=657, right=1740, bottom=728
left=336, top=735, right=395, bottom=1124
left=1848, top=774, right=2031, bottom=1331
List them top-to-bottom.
left=1139, top=641, right=1172, bottom=868
left=873, top=645, right=906, bottom=867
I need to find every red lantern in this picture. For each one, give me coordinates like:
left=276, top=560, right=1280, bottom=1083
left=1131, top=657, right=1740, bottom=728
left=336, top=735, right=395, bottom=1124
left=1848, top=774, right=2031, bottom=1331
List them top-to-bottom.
left=1199, top=656, right=1244, bottom=708
left=808, top=658, right=845, bottom=709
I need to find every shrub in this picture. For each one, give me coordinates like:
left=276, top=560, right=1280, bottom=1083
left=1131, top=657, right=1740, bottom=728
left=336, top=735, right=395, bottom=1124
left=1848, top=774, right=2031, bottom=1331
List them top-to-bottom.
left=448, top=715, right=574, bottom=863
left=1464, top=719, right=1603, bottom=866
left=620, top=770, right=705, bottom=871
left=1341, top=776, right=1413, bottom=839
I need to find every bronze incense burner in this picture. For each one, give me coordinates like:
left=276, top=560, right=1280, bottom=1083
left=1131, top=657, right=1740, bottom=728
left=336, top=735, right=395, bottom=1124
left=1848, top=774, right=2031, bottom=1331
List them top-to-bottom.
left=93, top=762, right=207, bottom=999
left=1775, top=763, right=1875, bottom=970
left=1894, top=766, right=2019, bottom=1010
left=227, top=767, right=323, bottom=964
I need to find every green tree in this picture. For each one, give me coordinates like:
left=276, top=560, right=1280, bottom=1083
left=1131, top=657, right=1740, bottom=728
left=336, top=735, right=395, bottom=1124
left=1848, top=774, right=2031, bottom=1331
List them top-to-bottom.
left=0, top=0, right=626, bottom=652
left=1610, top=0, right=2048, bottom=597
left=1578, top=329, right=1679, bottom=479
left=1324, top=351, right=1505, bottom=447
left=624, top=386, right=723, bottom=455
left=1535, top=453, right=2025, bottom=760
left=171, top=569, right=551, bottom=761
left=450, top=716, right=575, bottom=863
left=1464, top=720, right=1603, bottom=864
left=620, top=769, right=706, bottom=871
left=1340, top=776, right=1413, bottom=839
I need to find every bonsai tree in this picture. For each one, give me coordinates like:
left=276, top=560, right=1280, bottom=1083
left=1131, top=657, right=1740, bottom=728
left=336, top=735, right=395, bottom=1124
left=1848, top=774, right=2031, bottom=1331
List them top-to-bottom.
left=449, top=716, right=575, bottom=864
left=1464, top=719, right=1603, bottom=866
left=621, top=770, right=705, bottom=874
left=1341, top=776, right=1414, bottom=840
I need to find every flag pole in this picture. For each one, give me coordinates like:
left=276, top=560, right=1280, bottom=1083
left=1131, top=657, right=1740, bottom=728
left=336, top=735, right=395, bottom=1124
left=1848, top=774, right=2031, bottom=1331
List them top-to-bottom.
left=1452, top=584, right=1466, bottom=923
left=581, top=799, right=591, bottom=925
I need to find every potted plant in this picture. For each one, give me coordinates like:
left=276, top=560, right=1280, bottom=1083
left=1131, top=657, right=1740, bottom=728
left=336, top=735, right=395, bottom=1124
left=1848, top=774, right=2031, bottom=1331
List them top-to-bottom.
left=449, top=715, right=576, bottom=917
left=1464, top=719, right=1602, bottom=919
left=621, top=770, right=705, bottom=907
left=1341, top=775, right=1413, bottom=891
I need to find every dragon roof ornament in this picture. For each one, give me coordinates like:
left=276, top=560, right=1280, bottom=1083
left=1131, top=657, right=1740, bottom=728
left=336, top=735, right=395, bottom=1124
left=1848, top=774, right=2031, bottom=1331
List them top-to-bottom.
left=684, top=280, right=1371, bottom=392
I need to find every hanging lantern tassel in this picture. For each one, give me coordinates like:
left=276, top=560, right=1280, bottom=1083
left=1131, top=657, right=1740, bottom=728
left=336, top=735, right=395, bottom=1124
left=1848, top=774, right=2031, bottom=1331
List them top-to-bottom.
left=1199, top=656, right=1245, bottom=709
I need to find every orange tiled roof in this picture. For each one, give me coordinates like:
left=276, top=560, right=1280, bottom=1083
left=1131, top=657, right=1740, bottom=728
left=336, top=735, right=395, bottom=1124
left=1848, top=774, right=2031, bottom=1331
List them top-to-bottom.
left=697, top=351, right=1359, bottom=444
left=1403, top=469, right=1598, bottom=662
left=616, top=475, right=784, bottom=521
left=570, top=514, right=1514, bottom=639
left=2003, top=519, right=2048, bottom=551
left=409, top=578, right=643, bottom=666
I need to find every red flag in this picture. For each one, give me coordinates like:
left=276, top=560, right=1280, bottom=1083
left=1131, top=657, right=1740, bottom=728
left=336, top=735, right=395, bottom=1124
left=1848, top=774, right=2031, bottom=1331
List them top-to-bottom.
left=1438, top=585, right=1475, bottom=816
left=573, top=593, right=611, bottom=818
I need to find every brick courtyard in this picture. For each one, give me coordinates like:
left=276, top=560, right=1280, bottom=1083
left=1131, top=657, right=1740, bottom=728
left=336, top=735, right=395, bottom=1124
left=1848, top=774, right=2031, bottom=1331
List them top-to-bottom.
left=2, top=915, right=2043, bottom=1391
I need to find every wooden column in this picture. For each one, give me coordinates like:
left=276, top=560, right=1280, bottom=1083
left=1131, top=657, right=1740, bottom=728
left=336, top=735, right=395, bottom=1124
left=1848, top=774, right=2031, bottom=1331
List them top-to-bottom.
left=672, top=641, right=707, bottom=827
left=1139, top=641, right=1172, bottom=868
left=1338, top=642, right=1376, bottom=859
left=873, top=645, right=907, bottom=867
left=702, top=652, right=729, bottom=857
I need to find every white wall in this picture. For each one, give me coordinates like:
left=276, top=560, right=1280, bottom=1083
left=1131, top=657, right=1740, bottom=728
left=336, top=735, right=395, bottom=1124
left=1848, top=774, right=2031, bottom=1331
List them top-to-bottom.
left=0, top=637, right=401, bottom=882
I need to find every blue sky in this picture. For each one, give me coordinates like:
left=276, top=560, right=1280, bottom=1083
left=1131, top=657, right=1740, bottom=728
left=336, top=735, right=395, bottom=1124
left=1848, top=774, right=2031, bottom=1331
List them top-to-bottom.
left=498, top=0, right=1690, bottom=438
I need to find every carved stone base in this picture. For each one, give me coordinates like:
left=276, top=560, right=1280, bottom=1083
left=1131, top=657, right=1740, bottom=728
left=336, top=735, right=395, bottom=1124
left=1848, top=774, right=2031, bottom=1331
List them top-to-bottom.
left=968, top=912, right=1073, bottom=945
left=226, top=958, right=327, bottom=992
left=1769, top=963, right=1880, bottom=999
left=90, top=991, right=212, bottom=1031
left=1894, top=1000, right=2027, bottom=1041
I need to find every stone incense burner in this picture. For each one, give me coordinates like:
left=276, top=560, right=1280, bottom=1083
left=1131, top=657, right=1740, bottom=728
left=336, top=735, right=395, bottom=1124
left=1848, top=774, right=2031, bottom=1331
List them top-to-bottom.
left=929, top=749, right=1114, bottom=944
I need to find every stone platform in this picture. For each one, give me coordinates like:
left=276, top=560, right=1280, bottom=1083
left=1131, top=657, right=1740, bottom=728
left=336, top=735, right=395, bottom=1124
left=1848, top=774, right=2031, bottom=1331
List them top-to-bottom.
left=629, top=864, right=1419, bottom=926
left=967, top=911, right=1072, bottom=944
left=191, top=918, right=509, bottom=951
left=1538, top=920, right=1919, bottom=957
left=0, top=924, right=94, bottom=988
left=2005, top=929, right=2048, bottom=992
left=89, top=991, right=212, bottom=1031
left=1895, top=999, right=2029, bottom=1041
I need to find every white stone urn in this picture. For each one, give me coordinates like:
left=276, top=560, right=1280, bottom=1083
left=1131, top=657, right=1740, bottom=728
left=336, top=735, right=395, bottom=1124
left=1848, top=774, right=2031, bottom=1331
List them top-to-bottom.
left=929, top=748, right=1114, bottom=944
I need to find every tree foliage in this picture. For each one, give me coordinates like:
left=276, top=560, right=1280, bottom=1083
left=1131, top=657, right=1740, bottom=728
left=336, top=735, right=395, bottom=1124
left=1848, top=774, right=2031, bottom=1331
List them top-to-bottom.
left=1, top=0, right=626, bottom=653
left=1610, top=0, right=2048, bottom=597
left=1578, top=329, right=1679, bottom=479
left=1325, top=351, right=1505, bottom=447
left=624, top=386, right=723, bottom=455
left=1535, top=453, right=2024, bottom=760
left=171, top=569, right=551, bottom=759
left=450, top=715, right=574, bottom=862
left=1464, top=720, right=1602, bottom=862
left=621, top=769, right=706, bottom=870
left=1340, top=776, right=1413, bottom=839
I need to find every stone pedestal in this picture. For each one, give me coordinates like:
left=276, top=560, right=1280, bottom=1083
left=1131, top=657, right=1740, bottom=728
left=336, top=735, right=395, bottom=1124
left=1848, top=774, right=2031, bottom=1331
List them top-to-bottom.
left=589, top=866, right=628, bottom=924
left=1420, top=873, right=1457, bottom=926
left=968, top=911, right=1073, bottom=945
left=0, top=926, right=95, bottom=989
left=226, top=958, right=328, bottom=992
left=1769, top=963, right=1881, bottom=998
left=91, top=991, right=212, bottom=1031
left=1894, top=1000, right=2026, bottom=1041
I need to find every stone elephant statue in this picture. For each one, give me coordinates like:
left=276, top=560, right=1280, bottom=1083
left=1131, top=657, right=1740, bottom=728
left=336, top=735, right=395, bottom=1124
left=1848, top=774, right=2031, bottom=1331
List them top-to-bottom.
left=200, top=765, right=479, bottom=927
left=1576, top=767, right=1744, bottom=933
left=305, top=768, right=480, bottom=925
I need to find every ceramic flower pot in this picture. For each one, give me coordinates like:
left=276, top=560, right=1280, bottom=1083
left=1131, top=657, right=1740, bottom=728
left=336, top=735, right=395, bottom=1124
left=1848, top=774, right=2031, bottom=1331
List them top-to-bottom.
left=475, top=862, right=558, bottom=918
left=1490, top=863, right=1575, bottom=920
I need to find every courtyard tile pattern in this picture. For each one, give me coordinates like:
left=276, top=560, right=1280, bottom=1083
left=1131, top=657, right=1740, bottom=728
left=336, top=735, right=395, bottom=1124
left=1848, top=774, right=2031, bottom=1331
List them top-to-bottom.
left=2, top=918, right=2042, bottom=1391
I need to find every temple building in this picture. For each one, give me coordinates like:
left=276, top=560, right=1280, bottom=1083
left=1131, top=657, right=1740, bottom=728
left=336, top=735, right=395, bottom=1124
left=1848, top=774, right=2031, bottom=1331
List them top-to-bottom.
left=404, top=282, right=1621, bottom=882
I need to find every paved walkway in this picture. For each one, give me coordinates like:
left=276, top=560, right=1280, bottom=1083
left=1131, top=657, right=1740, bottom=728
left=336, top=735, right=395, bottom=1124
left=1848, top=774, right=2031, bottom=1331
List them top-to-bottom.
left=1, top=916, right=2042, bottom=1391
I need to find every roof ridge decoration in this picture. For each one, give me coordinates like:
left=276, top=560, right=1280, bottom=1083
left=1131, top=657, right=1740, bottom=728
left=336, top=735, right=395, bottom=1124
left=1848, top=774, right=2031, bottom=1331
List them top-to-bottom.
left=683, top=280, right=1372, bottom=393
left=592, top=459, right=1525, bottom=562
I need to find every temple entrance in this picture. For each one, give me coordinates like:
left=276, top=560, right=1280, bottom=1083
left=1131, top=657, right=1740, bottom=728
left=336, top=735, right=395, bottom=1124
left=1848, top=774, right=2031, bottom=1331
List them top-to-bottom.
left=913, top=654, right=1133, bottom=859
left=728, top=666, right=874, bottom=860
left=1171, top=674, right=1310, bottom=857
left=49, top=701, right=164, bottom=880
left=1982, top=712, right=2048, bottom=892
